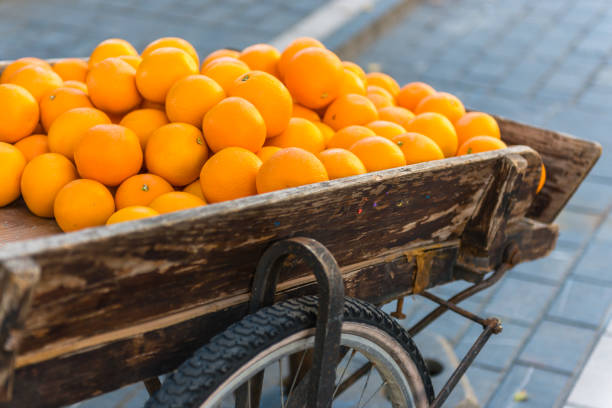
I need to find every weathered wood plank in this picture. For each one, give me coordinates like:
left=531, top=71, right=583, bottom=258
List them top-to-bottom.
left=0, top=200, right=60, bottom=246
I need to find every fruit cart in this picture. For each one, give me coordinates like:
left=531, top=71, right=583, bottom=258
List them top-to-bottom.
left=0, top=67, right=602, bottom=408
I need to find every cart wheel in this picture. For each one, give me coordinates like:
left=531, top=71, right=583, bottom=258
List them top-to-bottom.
left=146, top=296, right=434, bottom=408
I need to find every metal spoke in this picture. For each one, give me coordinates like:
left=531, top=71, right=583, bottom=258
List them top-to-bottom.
left=333, top=349, right=356, bottom=399
left=285, top=351, right=307, bottom=407
left=279, top=359, right=285, bottom=407
left=333, top=362, right=373, bottom=400
left=354, top=365, right=373, bottom=408
left=358, top=380, right=387, bottom=408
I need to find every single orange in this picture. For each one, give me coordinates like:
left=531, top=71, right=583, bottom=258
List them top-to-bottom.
left=141, top=37, right=200, bottom=66
left=278, top=37, right=325, bottom=79
left=88, top=38, right=138, bottom=69
left=239, top=43, right=281, bottom=77
left=136, top=47, right=198, bottom=102
left=285, top=47, right=343, bottom=109
left=201, top=49, right=240, bottom=68
left=119, top=55, right=142, bottom=70
left=1, top=57, right=52, bottom=83
left=87, top=57, right=142, bottom=114
left=200, top=57, right=249, bottom=92
left=52, top=58, right=88, bottom=82
left=342, top=61, right=367, bottom=84
left=7, top=64, right=63, bottom=102
left=338, top=69, right=366, bottom=96
left=229, top=71, right=292, bottom=137
left=366, top=72, right=400, bottom=97
left=166, top=74, right=225, bottom=126
left=63, top=80, right=88, bottom=93
left=397, top=82, right=436, bottom=111
left=0, top=84, right=40, bottom=143
left=366, top=85, right=395, bottom=109
left=40, top=86, right=92, bottom=131
left=415, top=91, right=465, bottom=123
left=323, top=93, right=378, bottom=131
left=202, top=96, right=266, bottom=153
left=292, top=104, right=320, bottom=122
left=378, top=106, right=415, bottom=130
left=48, top=107, right=111, bottom=160
left=119, top=108, right=169, bottom=149
left=454, top=111, right=501, bottom=147
left=405, top=112, right=458, bottom=157
left=266, top=117, right=325, bottom=153
left=366, top=120, right=406, bottom=140
left=314, top=121, right=334, bottom=146
left=146, top=123, right=209, bottom=186
left=75, top=124, right=143, bottom=186
left=327, top=125, right=376, bottom=150
left=392, top=133, right=444, bottom=165
left=14, top=134, right=49, bottom=161
left=457, top=135, right=507, bottom=155
left=349, top=136, right=406, bottom=172
left=0, top=142, right=26, bottom=207
left=257, top=146, right=282, bottom=163
left=200, top=147, right=262, bottom=203
left=256, top=147, right=329, bottom=194
left=317, top=148, right=366, bottom=180
left=20, top=153, right=77, bottom=217
left=537, top=164, right=546, bottom=193
left=115, top=173, right=174, bottom=209
left=54, top=179, right=115, bottom=232
left=183, top=179, right=205, bottom=199
left=149, top=191, right=206, bottom=214
left=106, top=206, right=159, bottom=225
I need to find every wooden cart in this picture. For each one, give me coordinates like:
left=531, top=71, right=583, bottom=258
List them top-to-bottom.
left=0, top=106, right=601, bottom=406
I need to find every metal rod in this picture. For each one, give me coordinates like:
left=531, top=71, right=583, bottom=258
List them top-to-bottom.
left=419, top=291, right=489, bottom=328
left=333, top=361, right=373, bottom=399
left=143, top=377, right=161, bottom=396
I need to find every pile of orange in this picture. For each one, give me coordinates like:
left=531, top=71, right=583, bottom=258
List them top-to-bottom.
left=0, top=37, right=545, bottom=233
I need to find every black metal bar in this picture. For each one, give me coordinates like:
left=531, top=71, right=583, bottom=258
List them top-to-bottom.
left=245, top=237, right=345, bottom=408
left=419, top=291, right=490, bottom=328
left=143, top=377, right=161, bottom=396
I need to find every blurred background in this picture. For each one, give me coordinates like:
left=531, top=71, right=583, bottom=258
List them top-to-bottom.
left=2, top=0, right=610, bottom=407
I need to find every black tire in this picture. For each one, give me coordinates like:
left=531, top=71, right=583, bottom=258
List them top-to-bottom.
left=146, top=296, right=434, bottom=408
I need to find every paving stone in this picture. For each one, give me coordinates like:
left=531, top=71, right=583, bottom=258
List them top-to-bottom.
left=566, top=179, right=612, bottom=214
left=554, top=210, right=601, bottom=246
left=594, top=215, right=612, bottom=242
left=573, top=240, right=612, bottom=283
left=511, top=241, right=580, bottom=284
left=548, top=278, right=612, bottom=327
left=568, top=335, right=612, bottom=408
left=487, top=365, right=570, bottom=408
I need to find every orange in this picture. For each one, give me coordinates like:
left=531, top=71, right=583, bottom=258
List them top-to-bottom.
left=142, top=37, right=200, bottom=66
left=278, top=37, right=325, bottom=79
left=88, top=38, right=138, bottom=69
left=239, top=43, right=280, bottom=77
left=136, top=47, right=198, bottom=103
left=285, top=47, right=343, bottom=109
left=201, top=49, right=240, bottom=68
left=119, top=55, right=142, bottom=70
left=1, top=57, right=52, bottom=83
left=87, top=57, right=142, bottom=114
left=200, top=57, right=249, bottom=92
left=52, top=58, right=88, bottom=82
left=342, top=61, right=367, bottom=84
left=7, top=64, right=63, bottom=102
left=338, top=69, right=366, bottom=96
left=229, top=71, right=292, bottom=137
left=366, top=72, right=400, bottom=97
left=166, top=74, right=225, bottom=126
left=63, top=80, right=88, bottom=93
left=397, top=82, right=436, bottom=111
left=0, top=84, right=40, bottom=143
left=366, top=85, right=395, bottom=109
left=40, top=86, right=92, bottom=131
left=415, top=91, right=465, bottom=123
left=323, top=93, right=378, bottom=131
left=202, top=96, right=266, bottom=153
left=140, top=99, right=165, bottom=110
left=292, top=104, right=320, bottom=122
left=378, top=106, right=415, bottom=130
left=48, top=107, right=111, bottom=160
left=119, top=108, right=169, bottom=149
left=454, top=111, right=501, bottom=147
left=405, top=112, right=458, bottom=157
left=267, top=117, right=325, bottom=153
left=366, top=120, right=406, bottom=140
left=314, top=121, right=334, bottom=146
left=146, top=123, right=208, bottom=186
left=75, top=124, right=143, bottom=186
left=327, top=125, right=376, bottom=150
left=392, top=133, right=444, bottom=165
left=15, top=134, right=49, bottom=161
left=457, top=135, right=507, bottom=155
left=349, top=136, right=406, bottom=172
left=0, top=142, right=26, bottom=207
left=257, top=146, right=282, bottom=163
left=200, top=147, right=262, bottom=203
left=256, top=147, right=329, bottom=194
left=317, top=148, right=366, bottom=180
left=20, top=153, right=77, bottom=217
left=537, top=164, right=546, bottom=193
left=115, top=173, right=174, bottom=209
left=54, top=179, right=115, bottom=232
left=183, top=179, right=205, bottom=199
left=149, top=191, right=206, bottom=214
left=106, top=206, right=159, bottom=225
